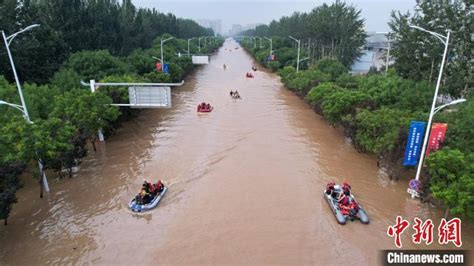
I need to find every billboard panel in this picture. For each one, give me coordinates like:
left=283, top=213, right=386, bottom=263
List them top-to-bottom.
left=192, top=55, right=209, bottom=64
left=128, top=86, right=171, bottom=108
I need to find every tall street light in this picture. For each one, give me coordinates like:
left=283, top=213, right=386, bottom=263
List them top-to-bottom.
left=1, top=24, right=50, bottom=194
left=2, top=24, right=40, bottom=122
left=409, top=25, right=452, bottom=186
left=198, top=36, right=205, bottom=53
left=289, top=36, right=301, bottom=72
left=160, top=37, right=174, bottom=66
left=187, top=37, right=195, bottom=56
left=252, top=37, right=257, bottom=49
left=254, top=37, right=263, bottom=49
left=264, top=37, right=273, bottom=58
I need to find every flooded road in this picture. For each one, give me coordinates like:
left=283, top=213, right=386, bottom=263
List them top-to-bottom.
left=1, top=39, right=472, bottom=265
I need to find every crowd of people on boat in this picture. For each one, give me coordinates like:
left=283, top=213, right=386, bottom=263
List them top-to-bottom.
left=197, top=102, right=213, bottom=112
left=135, top=180, right=164, bottom=205
left=325, top=182, right=358, bottom=214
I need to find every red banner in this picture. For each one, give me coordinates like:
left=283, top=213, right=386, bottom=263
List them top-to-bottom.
left=156, top=63, right=162, bottom=71
left=425, top=123, right=448, bottom=157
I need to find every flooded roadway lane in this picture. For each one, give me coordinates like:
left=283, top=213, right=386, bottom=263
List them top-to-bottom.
left=1, top=39, right=472, bottom=265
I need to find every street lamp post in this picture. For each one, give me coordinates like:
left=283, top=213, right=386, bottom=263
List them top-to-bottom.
left=1, top=24, right=50, bottom=194
left=410, top=25, right=452, bottom=187
left=289, top=36, right=301, bottom=72
left=160, top=37, right=174, bottom=66
left=198, top=37, right=205, bottom=53
left=254, top=37, right=262, bottom=49
left=264, top=37, right=272, bottom=58
left=187, top=38, right=195, bottom=56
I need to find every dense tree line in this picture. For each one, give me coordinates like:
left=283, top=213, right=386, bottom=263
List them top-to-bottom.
left=0, top=0, right=214, bottom=84
left=0, top=0, right=223, bottom=224
left=389, top=0, right=472, bottom=97
left=240, top=1, right=473, bottom=219
left=240, top=1, right=366, bottom=67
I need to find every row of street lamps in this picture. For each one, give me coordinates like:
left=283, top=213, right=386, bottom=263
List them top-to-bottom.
left=244, top=35, right=309, bottom=72
left=157, top=36, right=217, bottom=66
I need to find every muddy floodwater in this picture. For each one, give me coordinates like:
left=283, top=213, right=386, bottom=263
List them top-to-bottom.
left=1, top=40, right=472, bottom=265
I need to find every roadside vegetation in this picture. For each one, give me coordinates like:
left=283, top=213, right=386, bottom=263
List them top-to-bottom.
left=0, top=0, right=223, bottom=224
left=240, top=1, right=473, bottom=219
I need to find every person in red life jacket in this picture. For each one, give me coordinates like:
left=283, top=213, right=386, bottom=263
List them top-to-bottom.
left=206, top=103, right=211, bottom=109
left=155, top=180, right=164, bottom=193
left=325, top=182, right=336, bottom=197
left=338, top=185, right=352, bottom=214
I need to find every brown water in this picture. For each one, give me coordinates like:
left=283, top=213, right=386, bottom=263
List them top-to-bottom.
left=1, top=39, right=472, bottom=265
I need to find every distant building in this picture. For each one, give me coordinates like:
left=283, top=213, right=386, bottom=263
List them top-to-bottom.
left=196, top=19, right=222, bottom=35
left=228, top=23, right=263, bottom=36
left=229, top=24, right=243, bottom=36
left=351, top=32, right=392, bottom=74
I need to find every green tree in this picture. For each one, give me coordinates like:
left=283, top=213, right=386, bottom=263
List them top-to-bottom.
left=389, top=0, right=472, bottom=97
left=65, top=50, right=128, bottom=81
left=52, top=90, right=120, bottom=151
left=354, top=108, right=410, bottom=154
left=29, top=118, right=76, bottom=197
left=427, top=149, right=474, bottom=219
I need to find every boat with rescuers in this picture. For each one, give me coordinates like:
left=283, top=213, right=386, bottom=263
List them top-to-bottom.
left=230, top=90, right=241, bottom=99
left=197, top=102, right=213, bottom=112
left=129, top=180, right=167, bottom=212
left=323, top=182, right=369, bottom=225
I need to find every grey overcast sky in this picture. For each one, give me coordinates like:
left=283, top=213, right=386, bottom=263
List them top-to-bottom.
left=132, top=0, right=415, bottom=33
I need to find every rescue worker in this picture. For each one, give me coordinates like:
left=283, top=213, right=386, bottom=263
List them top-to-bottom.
left=325, top=182, right=336, bottom=197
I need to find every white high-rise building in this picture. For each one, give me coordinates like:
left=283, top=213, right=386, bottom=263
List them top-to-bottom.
left=196, top=19, right=222, bottom=36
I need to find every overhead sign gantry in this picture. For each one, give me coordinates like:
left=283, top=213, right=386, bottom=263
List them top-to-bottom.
left=81, top=79, right=185, bottom=108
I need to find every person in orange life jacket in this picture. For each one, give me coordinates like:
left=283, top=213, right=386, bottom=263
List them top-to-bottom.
left=338, top=183, right=352, bottom=211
